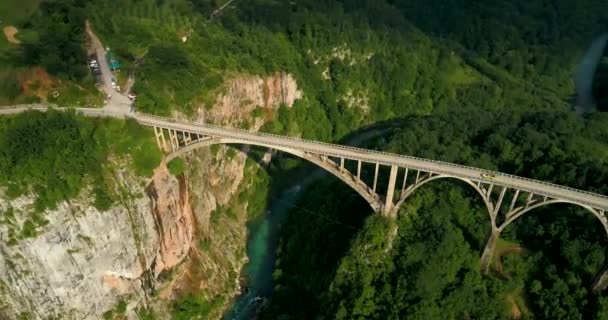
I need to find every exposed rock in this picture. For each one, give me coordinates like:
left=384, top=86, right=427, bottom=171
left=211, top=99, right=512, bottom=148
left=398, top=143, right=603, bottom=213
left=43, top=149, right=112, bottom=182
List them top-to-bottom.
left=155, top=72, right=299, bottom=317
left=200, top=72, right=302, bottom=126
left=341, top=89, right=370, bottom=115
left=0, top=162, right=193, bottom=319
left=148, top=166, right=194, bottom=276
left=0, top=169, right=157, bottom=318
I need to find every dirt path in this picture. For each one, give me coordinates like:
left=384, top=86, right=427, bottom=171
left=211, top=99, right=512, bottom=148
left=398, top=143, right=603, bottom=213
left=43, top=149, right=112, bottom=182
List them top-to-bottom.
left=3, top=25, right=21, bottom=44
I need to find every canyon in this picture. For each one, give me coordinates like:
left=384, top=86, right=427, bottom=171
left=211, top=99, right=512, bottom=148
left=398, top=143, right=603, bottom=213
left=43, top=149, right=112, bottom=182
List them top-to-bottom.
left=0, top=72, right=301, bottom=319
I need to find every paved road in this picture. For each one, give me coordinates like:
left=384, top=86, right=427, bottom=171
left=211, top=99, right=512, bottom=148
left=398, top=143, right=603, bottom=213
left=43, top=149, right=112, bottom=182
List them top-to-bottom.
left=85, top=21, right=131, bottom=113
left=1, top=105, right=607, bottom=212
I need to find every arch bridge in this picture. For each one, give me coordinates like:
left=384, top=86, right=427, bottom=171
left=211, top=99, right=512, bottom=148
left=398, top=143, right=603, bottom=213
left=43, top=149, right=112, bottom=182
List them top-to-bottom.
left=2, top=107, right=608, bottom=290
left=136, top=113, right=608, bottom=290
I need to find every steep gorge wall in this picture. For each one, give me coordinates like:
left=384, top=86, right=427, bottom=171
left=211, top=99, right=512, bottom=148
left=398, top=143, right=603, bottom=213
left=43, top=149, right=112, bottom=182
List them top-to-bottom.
left=0, top=72, right=301, bottom=319
left=153, top=72, right=302, bottom=318
left=198, top=72, right=301, bottom=126
left=0, top=164, right=184, bottom=319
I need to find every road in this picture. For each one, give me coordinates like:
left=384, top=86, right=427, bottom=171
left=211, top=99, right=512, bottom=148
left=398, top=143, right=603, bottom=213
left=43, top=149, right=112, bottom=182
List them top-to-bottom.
left=85, top=21, right=132, bottom=113
left=1, top=104, right=607, bottom=212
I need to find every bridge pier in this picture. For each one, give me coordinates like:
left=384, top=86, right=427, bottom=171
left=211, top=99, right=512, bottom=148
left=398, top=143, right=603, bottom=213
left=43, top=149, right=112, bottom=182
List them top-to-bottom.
left=169, top=130, right=179, bottom=150
left=383, top=165, right=398, bottom=217
left=401, top=168, right=408, bottom=193
left=480, top=227, right=501, bottom=273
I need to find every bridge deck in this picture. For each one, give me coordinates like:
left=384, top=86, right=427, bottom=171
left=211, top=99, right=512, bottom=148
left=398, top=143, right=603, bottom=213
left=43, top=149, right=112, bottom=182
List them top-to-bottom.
left=1, top=106, right=607, bottom=212
left=134, top=113, right=608, bottom=211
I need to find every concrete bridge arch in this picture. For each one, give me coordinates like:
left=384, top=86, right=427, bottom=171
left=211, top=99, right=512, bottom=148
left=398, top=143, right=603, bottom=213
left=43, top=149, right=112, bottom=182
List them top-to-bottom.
left=152, top=123, right=608, bottom=290
left=163, top=135, right=382, bottom=212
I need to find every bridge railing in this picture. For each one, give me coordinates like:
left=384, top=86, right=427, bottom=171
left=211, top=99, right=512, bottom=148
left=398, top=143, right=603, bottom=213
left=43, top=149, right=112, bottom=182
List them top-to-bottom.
left=133, top=112, right=608, bottom=204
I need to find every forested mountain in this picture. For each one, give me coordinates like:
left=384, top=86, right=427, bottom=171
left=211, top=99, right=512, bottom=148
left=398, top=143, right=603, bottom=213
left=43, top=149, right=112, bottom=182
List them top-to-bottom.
left=230, top=1, right=608, bottom=319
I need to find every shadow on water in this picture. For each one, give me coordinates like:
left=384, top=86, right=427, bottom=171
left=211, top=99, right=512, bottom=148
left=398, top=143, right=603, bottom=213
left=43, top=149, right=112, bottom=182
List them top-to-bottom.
left=223, top=119, right=405, bottom=319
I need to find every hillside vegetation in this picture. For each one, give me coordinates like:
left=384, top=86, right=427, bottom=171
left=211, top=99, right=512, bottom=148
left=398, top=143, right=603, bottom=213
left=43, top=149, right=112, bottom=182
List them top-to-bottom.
left=86, top=0, right=575, bottom=138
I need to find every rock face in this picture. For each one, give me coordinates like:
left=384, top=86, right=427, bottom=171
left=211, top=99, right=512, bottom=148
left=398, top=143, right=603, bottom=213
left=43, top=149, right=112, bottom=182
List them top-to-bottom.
left=203, top=72, right=302, bottom=125
left=0, top=165, right=192, bottom=319
left=148, top=166, right=193, bottom=276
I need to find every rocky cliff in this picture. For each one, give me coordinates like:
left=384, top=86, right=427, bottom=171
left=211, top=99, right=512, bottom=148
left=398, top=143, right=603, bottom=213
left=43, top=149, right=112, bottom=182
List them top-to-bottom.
left=152, top=71, right=302, bottom=318
left=0, top=72, right=301, bottom=319
left=199, top=72, right=301, bottom=126
left=0, top=161, right=187, bottom=319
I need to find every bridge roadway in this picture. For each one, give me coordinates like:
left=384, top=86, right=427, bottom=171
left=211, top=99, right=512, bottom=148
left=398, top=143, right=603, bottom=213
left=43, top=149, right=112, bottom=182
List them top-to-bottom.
left=2, top=105, right=608, bottom=213
left=137, top=114, right=608, bottom=212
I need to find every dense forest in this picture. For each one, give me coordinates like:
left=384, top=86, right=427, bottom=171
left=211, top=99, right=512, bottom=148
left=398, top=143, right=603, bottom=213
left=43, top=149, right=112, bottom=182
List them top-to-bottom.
left=1, top=0, right=608, bottom=319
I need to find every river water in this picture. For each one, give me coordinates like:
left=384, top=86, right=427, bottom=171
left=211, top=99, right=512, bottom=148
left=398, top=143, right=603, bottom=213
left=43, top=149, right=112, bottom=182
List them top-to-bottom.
left=224, top=128, right=392, bottom=319
left=224, top=174, right=320, bottom=319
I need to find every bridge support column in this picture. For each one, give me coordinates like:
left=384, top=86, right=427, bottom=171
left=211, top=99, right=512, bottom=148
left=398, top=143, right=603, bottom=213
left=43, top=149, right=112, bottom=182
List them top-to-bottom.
left=153, top=127, right=164, bottom=151
left=155, top=127, right=168, bottom=152
left=169, top=130, right=179, bottom=151
left=184, top=132, right=192, bottom=145
left=357, top=160, right=361, bottom=181
left=373, top=162, right=379, bottom=192
left=383, top=165, right=398, bottom=217
left=401, top=168, right=408, bottom=192
left=508, top=189, right=520, bottom=213
left=525, top=192, right=534, bottom=209
left=480, top=227, right=501, bottom=273
left=592, top=263, right=608, bottom=291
